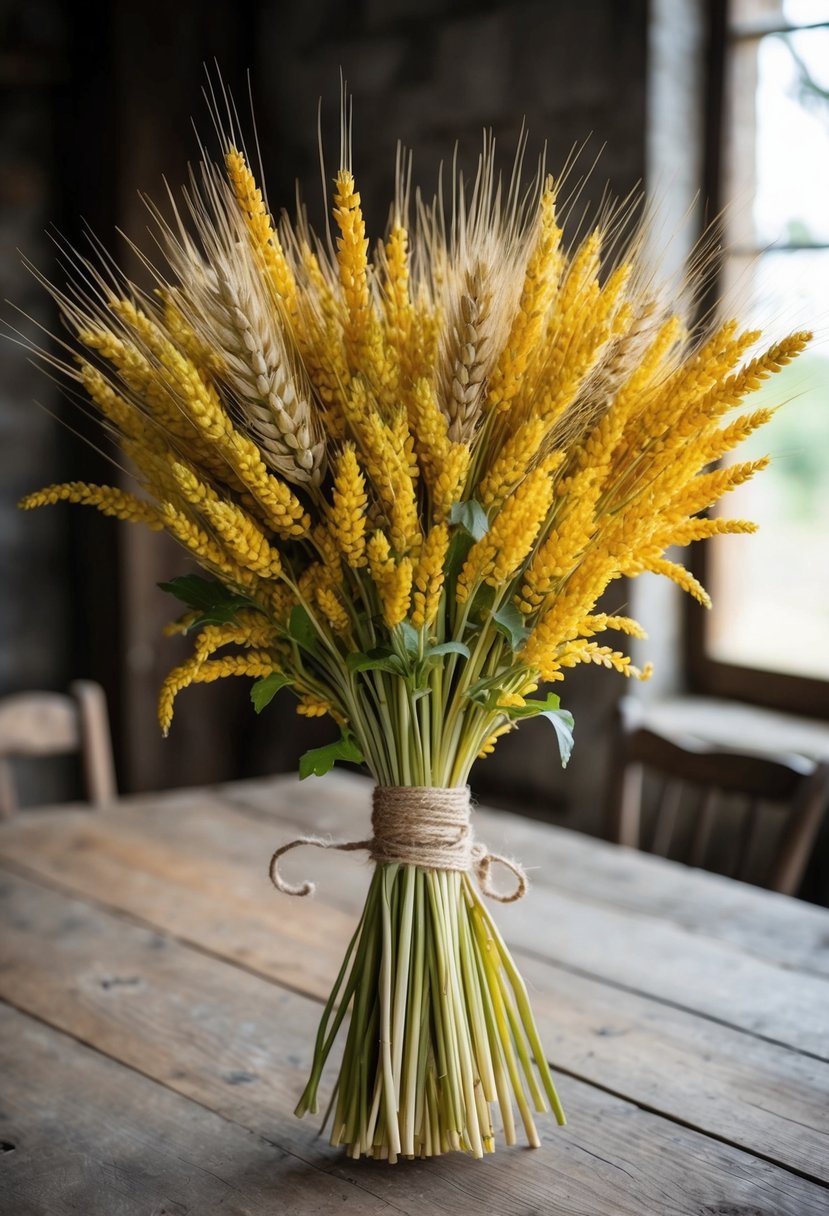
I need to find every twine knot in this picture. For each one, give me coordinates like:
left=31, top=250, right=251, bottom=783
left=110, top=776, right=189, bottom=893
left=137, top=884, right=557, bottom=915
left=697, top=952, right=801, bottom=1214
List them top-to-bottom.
left=269, top=785, right=527, bottom=903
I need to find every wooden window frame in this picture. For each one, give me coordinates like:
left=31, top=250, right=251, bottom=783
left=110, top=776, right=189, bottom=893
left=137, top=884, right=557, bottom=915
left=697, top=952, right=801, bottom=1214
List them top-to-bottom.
left=686, top=0, right=829, bottom=721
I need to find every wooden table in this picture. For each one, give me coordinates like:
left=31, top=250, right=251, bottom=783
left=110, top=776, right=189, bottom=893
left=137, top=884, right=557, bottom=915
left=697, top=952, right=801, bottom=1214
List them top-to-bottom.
left=1, top=771, right=827, bottom=1215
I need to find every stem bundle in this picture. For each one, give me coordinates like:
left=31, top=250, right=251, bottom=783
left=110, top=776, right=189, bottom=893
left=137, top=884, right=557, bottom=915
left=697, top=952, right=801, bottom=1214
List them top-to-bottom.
left=296, top=862, right=565, bottom=1160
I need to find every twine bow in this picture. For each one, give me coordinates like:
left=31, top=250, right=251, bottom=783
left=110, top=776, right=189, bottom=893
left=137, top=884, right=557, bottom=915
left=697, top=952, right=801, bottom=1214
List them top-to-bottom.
left=269, top=785, right=528, bottom=903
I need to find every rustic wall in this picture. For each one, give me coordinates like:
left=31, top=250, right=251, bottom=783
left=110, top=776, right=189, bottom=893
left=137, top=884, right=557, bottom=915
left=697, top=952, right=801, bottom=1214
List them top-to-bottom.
left=0, top=1, right=73, bottom=804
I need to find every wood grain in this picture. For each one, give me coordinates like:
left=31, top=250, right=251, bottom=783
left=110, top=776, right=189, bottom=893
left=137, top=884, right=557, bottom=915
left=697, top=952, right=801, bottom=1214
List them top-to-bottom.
left=222, top=770, right=829, bottom=978
left=5, top=783, right=826, bottom=1058
left=2, top=854, right=828, bottom=1183
left=2, top=873, right=827, bottom=1215
left=0, top=1004, right=391, bottom=1216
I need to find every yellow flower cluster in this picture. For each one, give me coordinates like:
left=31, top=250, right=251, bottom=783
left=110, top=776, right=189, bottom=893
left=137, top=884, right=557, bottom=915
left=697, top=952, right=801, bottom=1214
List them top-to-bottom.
left=18, top=116, right=809, bottom=749
left=456, top=468, right=554, bottom=605
left=411, top=524, right=449, bottom=630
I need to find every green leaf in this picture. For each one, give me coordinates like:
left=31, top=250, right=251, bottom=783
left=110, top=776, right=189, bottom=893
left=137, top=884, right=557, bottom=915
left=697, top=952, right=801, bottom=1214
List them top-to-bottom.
left=449, top=499, right=489, bottom=542
left=444, top=529, right=476, bottom=585
left=159, top=575, right=250, bottom=614
left=467, top=582, right=496, bottom=624
left=492, top=601, right=530, bottom=651
left=186, top=605, right=244, bottom=631
left=288, top=605, right=319, bottom=653
left=397, top=621, right=420, bottom=658
left=425, top=641, right=471, bottom=661
left=346, top=648, right=406, bottom=676
left=250, top=672, right=293, bottom=713
left=464, top=676, right=500, bottom=706
left=492, top=691, right=574, bottom=766
left=539, top=708, right=575, bottom=768
left=299, top=734, right=365, bottom=780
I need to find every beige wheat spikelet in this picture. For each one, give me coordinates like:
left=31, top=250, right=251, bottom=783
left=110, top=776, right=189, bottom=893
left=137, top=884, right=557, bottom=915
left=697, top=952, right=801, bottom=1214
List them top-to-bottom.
left=439, top=262, right=494, bottom=442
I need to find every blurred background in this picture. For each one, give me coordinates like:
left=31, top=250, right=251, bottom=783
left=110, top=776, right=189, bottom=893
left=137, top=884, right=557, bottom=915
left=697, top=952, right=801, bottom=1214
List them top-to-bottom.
left=2, top=0, right=828, bottom=895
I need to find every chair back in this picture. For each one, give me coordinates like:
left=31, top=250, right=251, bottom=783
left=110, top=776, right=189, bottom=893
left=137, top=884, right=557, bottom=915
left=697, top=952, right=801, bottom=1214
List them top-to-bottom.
left=0, top=680, right=116, bottom=817
left=608, top=698, right=829, bottom=895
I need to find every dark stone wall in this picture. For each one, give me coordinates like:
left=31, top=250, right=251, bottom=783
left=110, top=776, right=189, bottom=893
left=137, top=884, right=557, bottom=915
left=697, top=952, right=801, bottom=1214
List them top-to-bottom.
left=257, top=0, right=648, bottom=249
left=0, top=1, right=73, bottom=803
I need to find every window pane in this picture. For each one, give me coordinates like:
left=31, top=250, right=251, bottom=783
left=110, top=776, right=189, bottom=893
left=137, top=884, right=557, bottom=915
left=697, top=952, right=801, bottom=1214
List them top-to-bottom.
left=784, top=0, right=829, bottom=24
left=731, top=1, right=829, bottom=30
left=725, top=28, right=829, bottom=248
left=707, top=251, right=829, bottom=679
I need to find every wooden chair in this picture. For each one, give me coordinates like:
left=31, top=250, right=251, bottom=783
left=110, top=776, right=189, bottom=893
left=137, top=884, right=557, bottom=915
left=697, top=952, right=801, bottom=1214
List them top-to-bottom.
left=0, top=680, right=117, bottom=818
left=607, top=697, right=829, bottom=896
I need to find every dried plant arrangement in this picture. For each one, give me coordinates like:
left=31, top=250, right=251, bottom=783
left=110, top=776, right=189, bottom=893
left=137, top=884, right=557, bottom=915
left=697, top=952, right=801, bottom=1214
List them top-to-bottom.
left=15, top=85, right=809, bottom=1163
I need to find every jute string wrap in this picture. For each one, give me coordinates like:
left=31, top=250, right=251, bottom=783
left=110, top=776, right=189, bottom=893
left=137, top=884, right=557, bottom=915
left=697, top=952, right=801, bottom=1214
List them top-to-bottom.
left=269, top=785, right=528, bottom=903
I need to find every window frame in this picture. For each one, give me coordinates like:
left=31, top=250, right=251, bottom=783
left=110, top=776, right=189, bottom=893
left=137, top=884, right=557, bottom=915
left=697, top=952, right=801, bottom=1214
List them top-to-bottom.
left=686, top=0, right=829, bottom=720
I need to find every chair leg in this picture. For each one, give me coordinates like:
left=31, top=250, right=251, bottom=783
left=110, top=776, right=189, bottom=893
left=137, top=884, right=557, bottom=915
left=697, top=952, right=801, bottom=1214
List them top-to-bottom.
left=71, top=680, right=117, bottom=808
left=0, top=758, right=17, bottom=819
left=613, top=762, right=644, bottom=849
left=769, top=764, right=829, bottom=896
left=651, top=779, right=682, bottom=858
left=688, top=787, right=717, bottom=870
left=735, top=799, right=760, bottom=883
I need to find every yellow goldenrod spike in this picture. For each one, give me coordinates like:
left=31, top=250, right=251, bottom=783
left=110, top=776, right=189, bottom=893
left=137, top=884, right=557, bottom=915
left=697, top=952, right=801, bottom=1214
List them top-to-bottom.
left=225, top=148, right=297, bottom=310
left=334, top=169, right=372, bottom=351
left=487, top=183, right=562, bottom=415
left=383, top=225, right=413, bottom=376
left=690, top=330, right=812, bottom=431
left=78, top=361, right=146, bottom=439
left=408, top=378, right=451, bottom=489
left=345, top=383, right=418, bottom=552
left=479, top=419, right=548, bottom=509
left=432, top=442, right=472, bottom=522
left=329, top=444, right=368, bottom=568
left=665, top=456, right=771, bottom=520
left=166, top=459, right=283, bottom=580
left=519, top=465, right=599, bottom=613
left=456, top=467, right=554, bottom=605
left=19, top=482, right=163, bottom=530
left=201, top=499, right=283, bottom=579
left=158, top=503, right=251, bottom=586
left=654, top=517, right=758, bottom=549
left=411, top=523, right=449, bottom=631
left=367, top=530, right=392, bottom=576
left=379, top=557, right=413, bottom=629
left=643, top=558, right=712, bottom=608
left=298, top=562, right=326, bottom=605
left=317, top=585, right=352, bottom=636
left=162, top=611, right=200, bottom=637
left=193, top=611, right=275, bottom=663
left=577, top=614, right=648, bottom=640
left=524, top=635, right=651, bottom=685
left=158, top=649, right=279, bottom=737
left=296, top=693, right=335, bottom=719
left=477, top=722, right=513, bottom=759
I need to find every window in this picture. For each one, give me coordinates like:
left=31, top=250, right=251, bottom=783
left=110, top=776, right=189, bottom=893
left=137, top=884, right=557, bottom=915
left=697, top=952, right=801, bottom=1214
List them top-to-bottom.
left=690, top=0, right=829, bottom=717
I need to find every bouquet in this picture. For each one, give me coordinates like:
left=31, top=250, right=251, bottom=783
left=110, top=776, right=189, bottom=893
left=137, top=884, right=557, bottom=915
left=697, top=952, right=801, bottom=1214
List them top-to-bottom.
left=18, top=94, right=807, bottom=1162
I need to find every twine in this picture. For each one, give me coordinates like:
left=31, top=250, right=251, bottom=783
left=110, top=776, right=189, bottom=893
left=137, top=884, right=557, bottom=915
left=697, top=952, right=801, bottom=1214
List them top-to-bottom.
left=269, top=785, right=528, bottom=903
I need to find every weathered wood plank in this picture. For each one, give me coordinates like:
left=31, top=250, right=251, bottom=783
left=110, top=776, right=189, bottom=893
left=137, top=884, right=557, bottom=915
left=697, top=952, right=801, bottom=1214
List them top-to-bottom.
left=221, top=770, right=829, bottom=978
left=5, top=789, right=826, bottom=1058
left=2, top=868, right=828, bottom=1184
left=1, top=874, right=826, bottom=1215
left=0, top=1004, right=392, bottom=1216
